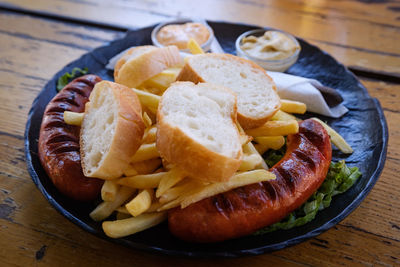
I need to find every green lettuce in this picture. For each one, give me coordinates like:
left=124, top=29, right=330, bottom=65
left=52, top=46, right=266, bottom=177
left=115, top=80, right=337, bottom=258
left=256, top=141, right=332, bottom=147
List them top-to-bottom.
left=56, top=67, right=88, bottom=91
left=263, top=145, right=286, bottom=167
left=253, top=155, right=362, bottom=235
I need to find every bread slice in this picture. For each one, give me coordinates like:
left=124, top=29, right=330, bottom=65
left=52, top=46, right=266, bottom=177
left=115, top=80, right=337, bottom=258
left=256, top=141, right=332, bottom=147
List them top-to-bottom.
left=114, top=45, right=182, bottom=88
left=176, top=53, right=281, bottom=129
left=80, top=81, right=145, bottom=179
left=157, top=81, right=242, bottom=183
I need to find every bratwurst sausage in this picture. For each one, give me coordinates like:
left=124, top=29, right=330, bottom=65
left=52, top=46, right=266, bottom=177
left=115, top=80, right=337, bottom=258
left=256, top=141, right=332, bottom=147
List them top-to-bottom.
left=38, top=75, right=103, bottom=201
left=168, top=119, right=332, bottom=242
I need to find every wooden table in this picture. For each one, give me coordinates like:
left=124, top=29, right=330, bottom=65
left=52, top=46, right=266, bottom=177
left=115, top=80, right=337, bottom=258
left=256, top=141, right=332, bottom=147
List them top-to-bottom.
left=0, top=0, right=399, bottom=266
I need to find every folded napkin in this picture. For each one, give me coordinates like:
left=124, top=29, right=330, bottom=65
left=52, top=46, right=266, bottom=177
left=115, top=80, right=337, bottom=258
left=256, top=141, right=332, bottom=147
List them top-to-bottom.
left=266, top=71, right=348, bottom=118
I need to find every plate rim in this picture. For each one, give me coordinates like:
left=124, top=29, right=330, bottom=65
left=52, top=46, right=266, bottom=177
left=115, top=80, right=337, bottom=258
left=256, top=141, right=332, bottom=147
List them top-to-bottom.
left=24, top=21, right=389, bottom=258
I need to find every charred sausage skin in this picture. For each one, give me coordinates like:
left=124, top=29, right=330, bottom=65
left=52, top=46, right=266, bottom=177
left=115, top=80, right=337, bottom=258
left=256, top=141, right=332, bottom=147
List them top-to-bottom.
left=38, top=75, right=103, bottom=201
left=168, top=119, right=332, bottom=242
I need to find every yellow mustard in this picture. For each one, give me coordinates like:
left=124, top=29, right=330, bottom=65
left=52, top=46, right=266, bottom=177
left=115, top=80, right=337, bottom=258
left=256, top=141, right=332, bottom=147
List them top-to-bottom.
left=156, top=23, right=210, bottom=50
left=241, top=31, right=300, bottom=60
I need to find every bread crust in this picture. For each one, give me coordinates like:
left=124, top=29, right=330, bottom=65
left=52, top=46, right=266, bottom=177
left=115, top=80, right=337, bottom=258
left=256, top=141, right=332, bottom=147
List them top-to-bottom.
left=114, top=45, right=182, bottom=88
left=114, top=46, right=155, bottom=79
left=176, top=53, right=281, bottom=129
left=38, top=75, right=104, bottom=201
left=80, top=81, right=145, bottom=179
left=156, top=82, right=242, bottom=183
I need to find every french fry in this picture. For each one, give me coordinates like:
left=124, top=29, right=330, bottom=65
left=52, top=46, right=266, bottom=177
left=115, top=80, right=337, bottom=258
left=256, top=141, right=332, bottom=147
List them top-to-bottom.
left=187, top=38, right=205, bottom=54
left=140, top=68, right=181, bottom=92
left=142, top=86, right=164, bottom=96
left=131, top=88, right=160, bottom=114
left=280, top=99, right=307, bottom=114
left=142, top=106, right=157, bottom=121
left=271, top=110, right=297, bottom=121
left=63, top=111, right=84, bottom=126
left=142, top=112, right=152, bottom=128
left=311, top=117, right=353, bottom=153
left=245, top=120, right=299, bottom=137
left=237, top=122, right=268, bottom=170
left=142, top=126, right=157, bottom=144
left=239, top=133, right=252, bottom=145
left=254, top=136, right=285, bottom=152
left=254, top=136, right=285, bottom=155
left=243, top=141, right=269, bottom=170
left=131, top=143, right=160, bottom=163
left=254, top=144, right=268, bottom=155
left=239, top=154, right=263, bottom=171
left=131, top=158, right=162, bottom=174
left=161, top=159, right=174, bottom=171
left=123, top=165, right=138, bottom=177
left=154, top=167, right=165, bottom=173
left=156, top=167, right=187, bottom=198
left=158, top=170, right=276, bottom=211
left=180, top=170, right=276, bottom=209
left=117, top=172, right=165, bottom=189
left=159, top=179, right=204, bottom=204
left=101, top=180, right=120, bottom=202
left=90, top=186, right=135, bottom=221
left=125, top=189, right=154, bottom=216
left=157, top=195, right=183, bottom=211
left=146, top=200, right=164, bottom=213
left=117, top=203, right=162, bottom=215
left=116, top=206, right=129, bottom=214
left=102, top=212, right=167, bottom=238
left=116, top=212, right=132, bottom=220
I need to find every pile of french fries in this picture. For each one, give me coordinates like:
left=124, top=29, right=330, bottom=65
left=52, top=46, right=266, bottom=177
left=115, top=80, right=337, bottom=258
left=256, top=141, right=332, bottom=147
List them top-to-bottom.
left=62, top=39, right=353, bottom=239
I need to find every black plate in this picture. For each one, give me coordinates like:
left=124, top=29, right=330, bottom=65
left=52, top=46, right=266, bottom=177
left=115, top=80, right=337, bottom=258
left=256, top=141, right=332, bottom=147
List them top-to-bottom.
left=24, top=22, right=388, bottom=257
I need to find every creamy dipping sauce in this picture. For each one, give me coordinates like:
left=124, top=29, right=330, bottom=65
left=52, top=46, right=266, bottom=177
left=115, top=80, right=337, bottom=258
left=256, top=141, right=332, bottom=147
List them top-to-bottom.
left=156, top=23, right=210, bottom=50
left=240, top=31, right=300, bottom=60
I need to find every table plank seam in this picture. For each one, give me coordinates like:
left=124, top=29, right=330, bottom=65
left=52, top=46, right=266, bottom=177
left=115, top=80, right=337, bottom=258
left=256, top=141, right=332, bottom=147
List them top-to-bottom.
left=2, top=4, right=400, bottom=85
left=0, top=5, right=128, bottom=32
left=0, top=28, right=92, bottom=51
left=310, top=39, right=400, bottom=58
left=352, top=67, right=400, bottom=83
left=0, top=68, right=48, bottom=84
left=0, top=130, right=24, bottom=141
left=340, top=224, right=400, bottom=243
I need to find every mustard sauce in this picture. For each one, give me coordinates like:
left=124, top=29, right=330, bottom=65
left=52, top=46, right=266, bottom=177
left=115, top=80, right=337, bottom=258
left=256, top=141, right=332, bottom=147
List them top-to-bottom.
left=156, top=23, right=210, bottom=50
left=241, top=31, right=300, bottom=60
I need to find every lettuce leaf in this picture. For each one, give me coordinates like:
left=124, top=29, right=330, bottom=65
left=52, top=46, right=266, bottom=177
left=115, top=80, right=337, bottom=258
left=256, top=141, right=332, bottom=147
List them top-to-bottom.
left=56, top=67, right=88, bottom=91
left=263, top=144, right=286, bottom=167
left=253, top=157, right=362, bottom=235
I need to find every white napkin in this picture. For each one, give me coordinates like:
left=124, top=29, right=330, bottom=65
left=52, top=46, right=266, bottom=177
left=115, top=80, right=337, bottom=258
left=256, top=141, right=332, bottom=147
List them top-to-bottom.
left=106, top=48, right=130, bottom=70
left=266, top=71, right=348, bottom=118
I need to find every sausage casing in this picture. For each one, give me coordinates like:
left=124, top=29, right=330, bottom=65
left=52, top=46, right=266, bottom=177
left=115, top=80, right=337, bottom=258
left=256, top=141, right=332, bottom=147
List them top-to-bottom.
left=38, top=74, right=103, bottom=201
left=168, top=119, right=332, bottom=242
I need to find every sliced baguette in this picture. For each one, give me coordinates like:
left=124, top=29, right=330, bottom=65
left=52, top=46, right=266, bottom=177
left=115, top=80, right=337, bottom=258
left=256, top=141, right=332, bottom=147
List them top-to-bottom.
left=114, top=45, right=182, bottom=88
left=176, top=53, right=281, bottom=129
left=80, top=81, right=145, bottom=179
left=156, top=81, right=243, bottom=183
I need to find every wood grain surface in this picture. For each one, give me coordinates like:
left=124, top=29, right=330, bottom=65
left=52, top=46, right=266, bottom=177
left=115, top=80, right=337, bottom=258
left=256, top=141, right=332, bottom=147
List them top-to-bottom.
left=1, top=0, right=400, bottom=77
left=0, top=1, right=399, bottom=266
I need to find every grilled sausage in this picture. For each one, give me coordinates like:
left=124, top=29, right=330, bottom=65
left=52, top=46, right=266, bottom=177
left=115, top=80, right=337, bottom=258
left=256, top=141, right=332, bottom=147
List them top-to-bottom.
left=38, top=75, right=103, bottom=201
left=168, top=119, right=332, bottom=242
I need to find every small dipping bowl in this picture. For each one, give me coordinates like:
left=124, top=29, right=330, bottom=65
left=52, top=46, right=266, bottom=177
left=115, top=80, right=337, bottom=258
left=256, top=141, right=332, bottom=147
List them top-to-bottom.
left=151, top=18, right=214, bottom=53
left=235, top=29, right=301, bottom=72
